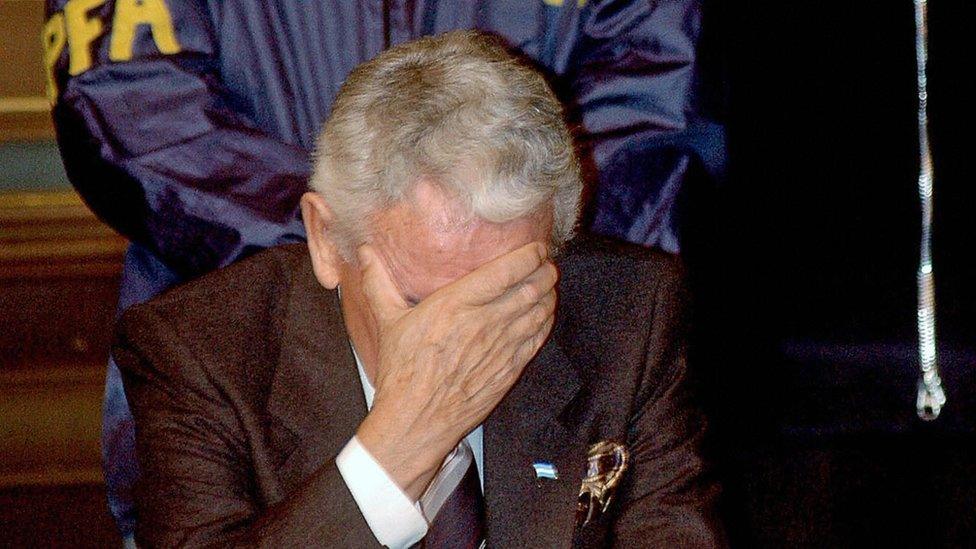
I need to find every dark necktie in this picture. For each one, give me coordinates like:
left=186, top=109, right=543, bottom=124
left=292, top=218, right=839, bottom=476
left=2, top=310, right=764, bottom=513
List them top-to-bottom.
left=421, top=444, right=485, bottom=549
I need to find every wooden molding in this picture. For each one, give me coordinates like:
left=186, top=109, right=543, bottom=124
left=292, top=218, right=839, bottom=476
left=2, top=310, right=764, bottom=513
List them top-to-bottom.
left=0, top=97, right=55, bottom=142
left=0, top=98, right=50, bottom=113
left=0, top=105, right=54, bottom=143
left=0, top=191, right=126, bottom=278
left=0, top=366, right=104, bottom=487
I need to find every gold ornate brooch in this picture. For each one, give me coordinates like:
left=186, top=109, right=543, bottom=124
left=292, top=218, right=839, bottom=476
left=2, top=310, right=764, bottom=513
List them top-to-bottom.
left=577, top=440, right=629, bottom=527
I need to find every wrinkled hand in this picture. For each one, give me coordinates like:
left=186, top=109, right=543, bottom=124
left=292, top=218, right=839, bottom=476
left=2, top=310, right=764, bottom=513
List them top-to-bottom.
left=355, top=241, right=558, bottom=500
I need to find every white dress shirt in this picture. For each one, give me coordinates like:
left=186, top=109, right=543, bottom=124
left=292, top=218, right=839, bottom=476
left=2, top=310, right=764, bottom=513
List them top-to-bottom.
left=335, top=346, right=484, bottom=549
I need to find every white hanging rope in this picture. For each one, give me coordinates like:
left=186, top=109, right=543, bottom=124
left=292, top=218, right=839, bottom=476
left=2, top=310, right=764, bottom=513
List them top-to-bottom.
left=913, top=0, right=946, bottom=420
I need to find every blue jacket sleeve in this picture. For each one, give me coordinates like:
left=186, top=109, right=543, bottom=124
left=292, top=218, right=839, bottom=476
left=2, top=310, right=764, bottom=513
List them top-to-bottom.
left=45, top=0, right=308, bottom=279
left=567, top=0, right=724, bottom=251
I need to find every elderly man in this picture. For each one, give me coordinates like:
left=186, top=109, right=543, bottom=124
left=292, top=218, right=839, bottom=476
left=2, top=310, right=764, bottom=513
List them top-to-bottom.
left=114, top=31, right=723, bottom=548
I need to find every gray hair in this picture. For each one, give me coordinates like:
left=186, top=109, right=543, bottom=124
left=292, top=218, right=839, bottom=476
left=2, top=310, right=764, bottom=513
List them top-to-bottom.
left=309, top=30, right=582, bottom=259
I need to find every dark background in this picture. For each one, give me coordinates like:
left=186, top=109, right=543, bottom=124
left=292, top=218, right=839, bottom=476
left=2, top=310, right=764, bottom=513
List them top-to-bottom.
left=686, top=1, right=975, bottom=546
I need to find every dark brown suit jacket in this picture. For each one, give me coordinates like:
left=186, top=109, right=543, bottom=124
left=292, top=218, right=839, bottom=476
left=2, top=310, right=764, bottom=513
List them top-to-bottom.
left=114, top=237, right=724, bottom=548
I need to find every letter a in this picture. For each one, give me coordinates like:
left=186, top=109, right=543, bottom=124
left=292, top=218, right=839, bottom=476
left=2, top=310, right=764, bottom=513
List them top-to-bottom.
left=109, top=0, right=181, bottom=62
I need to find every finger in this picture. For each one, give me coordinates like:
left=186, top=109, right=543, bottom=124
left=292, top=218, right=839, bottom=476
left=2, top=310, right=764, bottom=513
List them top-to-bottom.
left=450, top=241, right=548, bottom=305
left=358, top=245, right=410, bottom=328
left=489, top=260, right=558, bottom=318
left=510, top=287, right=557, bottom=335
left=478, top=288, right=554, bottom=376
left=492, top=288, right=556, bottom=355
left=473, top=296, right=555, bottom=396
left=512, top=314, right=555, bottom=366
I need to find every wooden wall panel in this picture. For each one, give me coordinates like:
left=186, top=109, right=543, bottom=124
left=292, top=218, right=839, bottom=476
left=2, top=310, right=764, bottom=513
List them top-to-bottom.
left=0, top=0, right=54, bottom=141
left=0, top=190, right=124, bottom=487
left=0, top=367, right=104, bottom=486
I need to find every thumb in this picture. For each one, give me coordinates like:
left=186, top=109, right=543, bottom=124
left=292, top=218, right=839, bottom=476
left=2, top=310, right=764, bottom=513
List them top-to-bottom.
left=358, top=245, right=409, bottom=328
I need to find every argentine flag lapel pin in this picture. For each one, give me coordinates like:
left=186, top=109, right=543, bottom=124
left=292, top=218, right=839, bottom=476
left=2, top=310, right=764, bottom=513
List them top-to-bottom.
left=533, top=461, right=559, bottom=480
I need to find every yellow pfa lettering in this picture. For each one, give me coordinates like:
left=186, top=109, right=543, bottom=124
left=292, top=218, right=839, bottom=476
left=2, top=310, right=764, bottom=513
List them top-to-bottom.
left=50, top=0, right=182, bottom=80
left=64, top=0, right=107, bottom=76
left=109, top=0, right=182, bottom=62
left=42, top=13, right=68, bottom=101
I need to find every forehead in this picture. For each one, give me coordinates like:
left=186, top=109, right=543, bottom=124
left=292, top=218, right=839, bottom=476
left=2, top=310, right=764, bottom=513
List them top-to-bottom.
left=370, top=182, right=549, bottom=301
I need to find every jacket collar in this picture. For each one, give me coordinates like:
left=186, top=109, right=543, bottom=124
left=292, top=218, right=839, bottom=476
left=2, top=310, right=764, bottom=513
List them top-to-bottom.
left=265, top=253, right=367, bottom=477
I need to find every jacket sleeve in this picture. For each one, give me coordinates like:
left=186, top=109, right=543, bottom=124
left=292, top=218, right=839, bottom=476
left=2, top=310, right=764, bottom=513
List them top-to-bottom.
left=45, top=0, right=308, bottom=279
left=568, top=0, right=724, bottom=251
left=610, top=259, right=727, bottom=547
left=113, top=305, right=383, bottom=548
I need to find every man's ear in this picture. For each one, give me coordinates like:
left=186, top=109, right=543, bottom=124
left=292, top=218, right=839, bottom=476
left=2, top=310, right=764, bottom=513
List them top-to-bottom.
left=301, top=192, right=343, bottom=289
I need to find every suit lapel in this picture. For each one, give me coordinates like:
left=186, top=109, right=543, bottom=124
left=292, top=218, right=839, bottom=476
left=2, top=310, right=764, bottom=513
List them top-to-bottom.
left=262, top=250, right=592, bottom=546
left=264, top=254, right=368, bottom=492
left=484, top=336, right=590, bottom=548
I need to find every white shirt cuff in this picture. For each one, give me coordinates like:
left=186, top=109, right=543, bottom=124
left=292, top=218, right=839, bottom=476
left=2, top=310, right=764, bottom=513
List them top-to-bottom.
left=336, top=436, right=428, bottom=548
